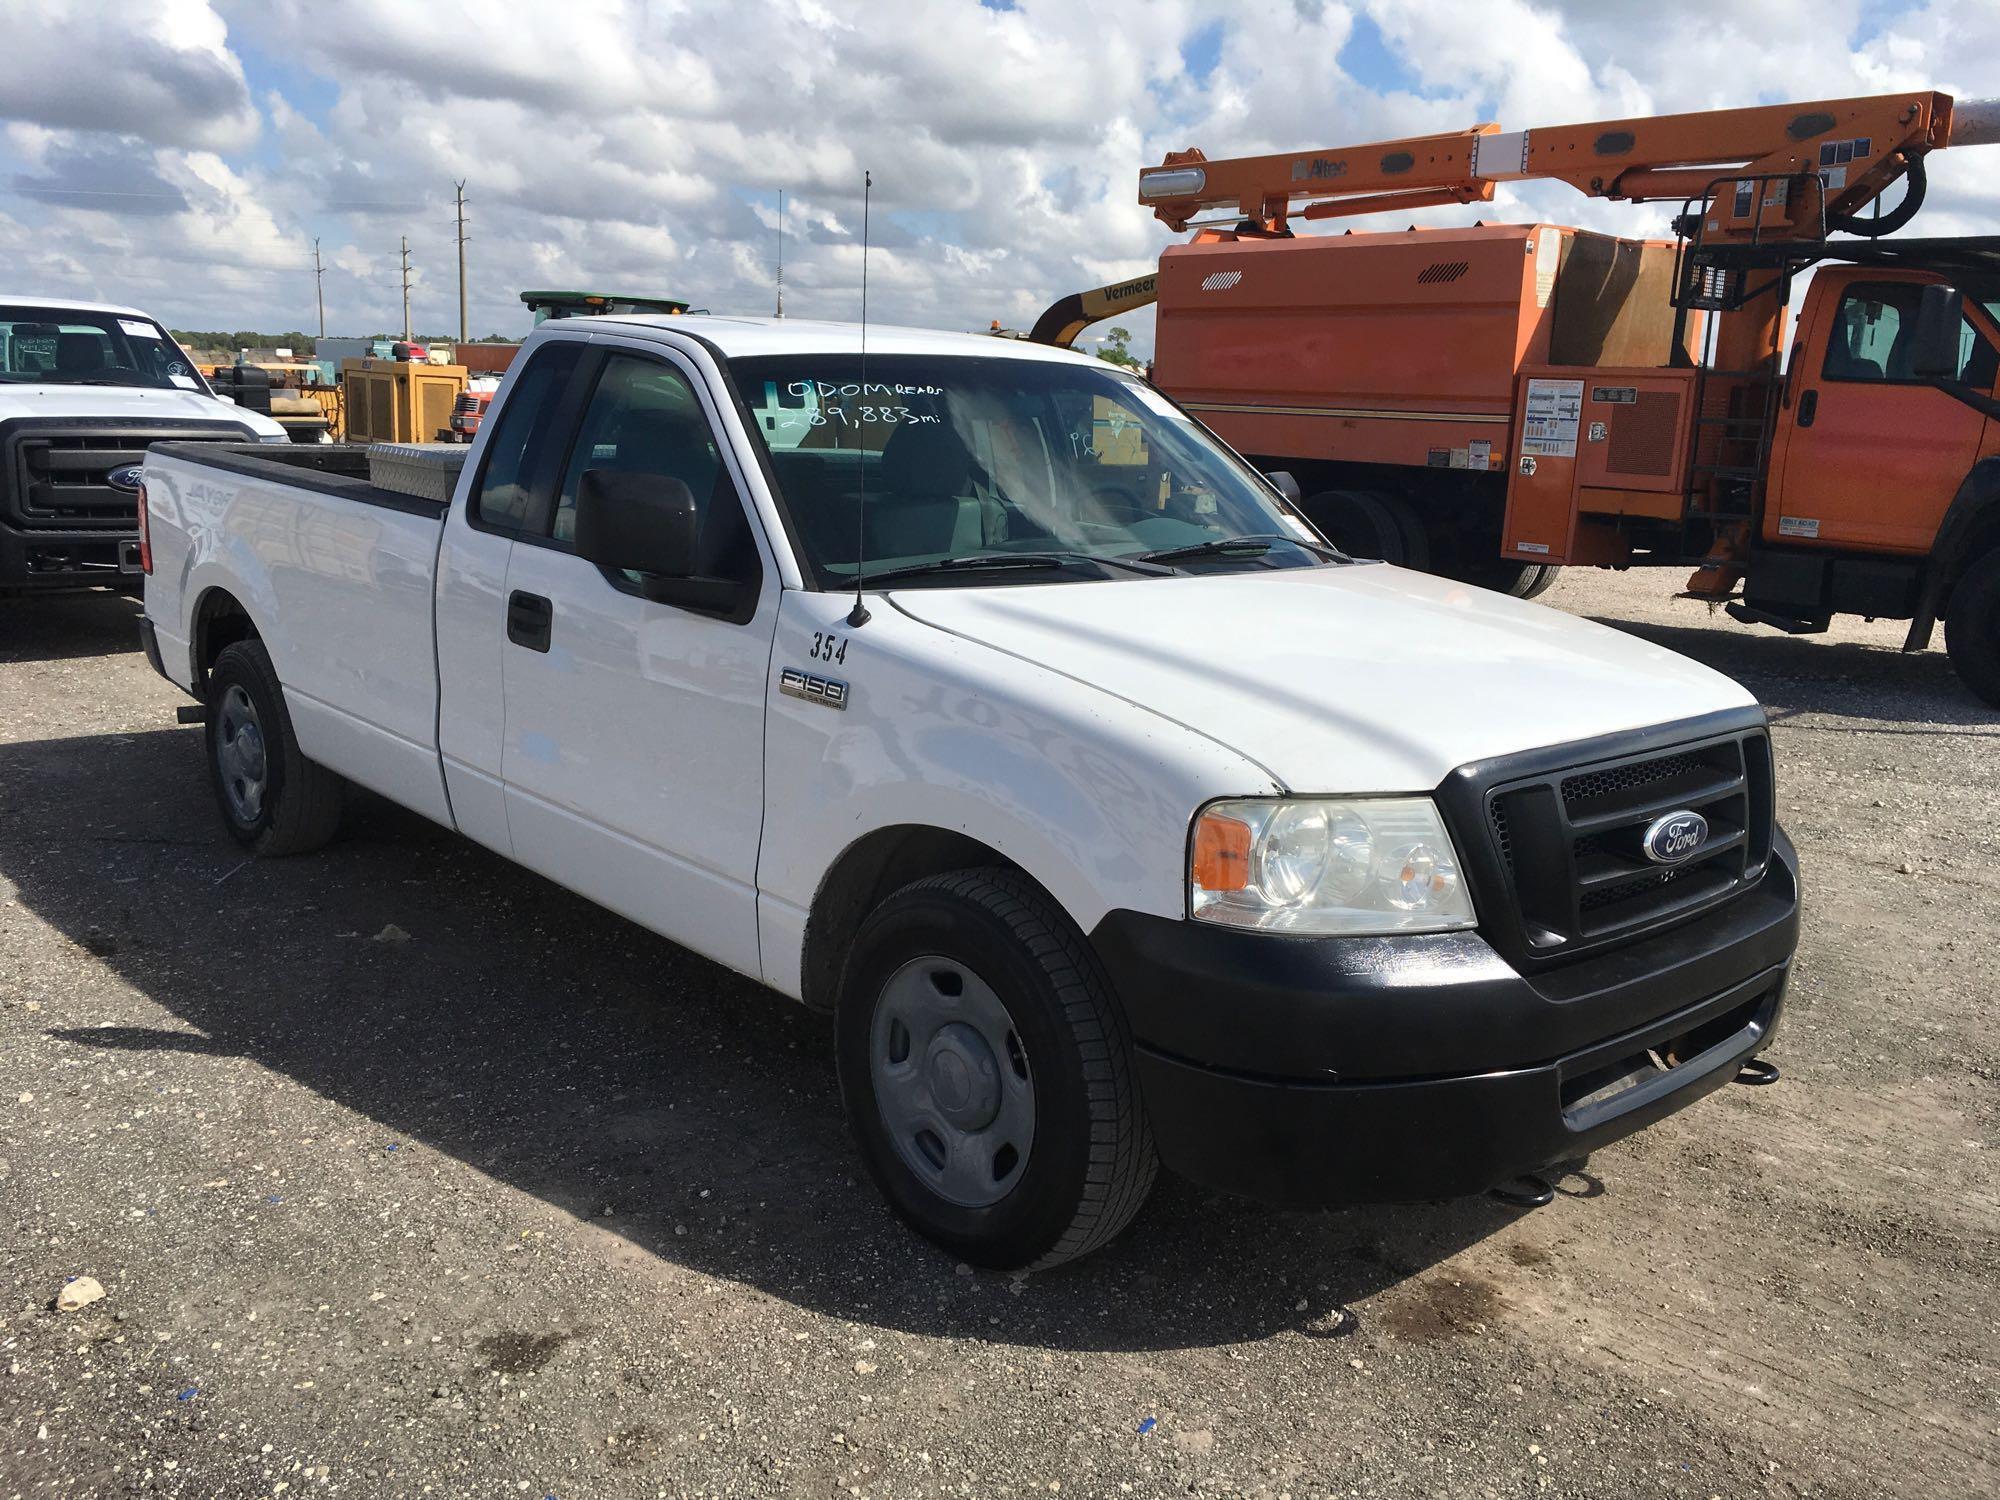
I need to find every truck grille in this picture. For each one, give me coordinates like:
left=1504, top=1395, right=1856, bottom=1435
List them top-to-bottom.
left=3, top=420, right=252, bottom=531
left=1477, top=723, right=1774, bottom=959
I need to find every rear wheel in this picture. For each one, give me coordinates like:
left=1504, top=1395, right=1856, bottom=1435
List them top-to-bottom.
left=1301, top=489, right=1429, bottom=569
left=1944, top=548, right=2000, bottom=707
left=1454, top=559, right=1561, bottom=598
left=1516, top=564, right=1561, bottom=599
left=204, top=639, right=345, bottom=854
left=836, top=869, right=1157, bottom=1269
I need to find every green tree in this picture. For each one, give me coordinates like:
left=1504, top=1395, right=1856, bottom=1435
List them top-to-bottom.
left=1096, top=326, right=1141, bottom=369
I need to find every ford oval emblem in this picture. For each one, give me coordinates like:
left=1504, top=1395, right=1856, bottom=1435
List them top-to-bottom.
left=106, top=463, right=146, bottom=493
left=1641, top=810, right=1708, bottom=865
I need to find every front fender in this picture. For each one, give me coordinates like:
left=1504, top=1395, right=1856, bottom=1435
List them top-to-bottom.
left=1908, top=454, right=2000, bottom=650
left=754, top=590, right=1277, bottom=997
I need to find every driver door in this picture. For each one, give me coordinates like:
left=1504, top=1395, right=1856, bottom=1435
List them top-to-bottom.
left=1771, top=274, right=1996, bottom=553
left=497, top=341, right=778, bottom=980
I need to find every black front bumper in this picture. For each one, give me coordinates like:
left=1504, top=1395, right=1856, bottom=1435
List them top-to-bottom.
left=0, top=523, right=143, bottom=589
left=1089, top=830, right=1798, bottom=1207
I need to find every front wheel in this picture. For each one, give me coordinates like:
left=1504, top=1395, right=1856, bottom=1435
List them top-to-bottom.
left=1945, top=549, right=2000, bottom=707
left=836, top=870, right=1157, bottom=1269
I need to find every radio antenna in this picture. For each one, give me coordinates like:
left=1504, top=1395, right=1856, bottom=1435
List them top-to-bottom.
left=846, top=169, right=874, bottom=628
left=774, top=189, right=785, bottom=319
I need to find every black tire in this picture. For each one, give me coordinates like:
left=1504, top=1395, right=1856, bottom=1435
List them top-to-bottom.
left=1301, top=489, right=1429, bottom=569
left=1944, top=549, right=2000, bottom=707
left=1455, top=559, right=1561, bottom=598
left=1516, top=563, right=1561, bottom=600
left=204, top=639, right=345, bottom=855
left=836, top=869, right=1157, bottom=1270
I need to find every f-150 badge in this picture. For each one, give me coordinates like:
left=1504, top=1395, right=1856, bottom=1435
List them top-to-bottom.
left=780, top=667, right=848, bottom=711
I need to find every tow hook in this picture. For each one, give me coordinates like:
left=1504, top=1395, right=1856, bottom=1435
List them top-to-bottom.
left=1734, top=1057, right=1781, bottom=1086
left=1488, top=1175, right=1555, bottom=1209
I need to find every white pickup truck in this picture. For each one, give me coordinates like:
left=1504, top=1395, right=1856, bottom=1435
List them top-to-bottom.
left=1, top=295, right=286, bottom=592
left=140, top=316, right=1799, bottom=1268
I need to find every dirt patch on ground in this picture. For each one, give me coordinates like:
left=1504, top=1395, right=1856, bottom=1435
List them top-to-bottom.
left=1376, top=1275, right=1508, bottom=1342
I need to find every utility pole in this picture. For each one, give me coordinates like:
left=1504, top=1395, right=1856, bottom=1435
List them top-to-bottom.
left=453, top=180, right=468, bottom=344
left=775, top=189, right=785, bottom=319
left=399, top=235, right=412, bottom=342
left=312, top=237, right=325, bottom=339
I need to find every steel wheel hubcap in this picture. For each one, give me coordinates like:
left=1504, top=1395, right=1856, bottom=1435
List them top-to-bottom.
left=216, top=684, right=268, bottom=824
left=869, top=955, right=1033, bottom=1208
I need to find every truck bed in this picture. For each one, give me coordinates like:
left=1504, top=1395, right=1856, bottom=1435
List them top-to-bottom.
left=141, top=440, right=455, bottom=828
left=146, top=442, right=452, bottom=516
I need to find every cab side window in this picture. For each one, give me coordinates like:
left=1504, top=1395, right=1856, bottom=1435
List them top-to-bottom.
left=1823, top=282, right=1997, bottom=387
left=1824, top=284, right=1913, bottom=381
left=470, top=342, right=583, bottom=530
left=550, top=352, right=759, bottom=592
left=552, top=355, right=725, bottom=542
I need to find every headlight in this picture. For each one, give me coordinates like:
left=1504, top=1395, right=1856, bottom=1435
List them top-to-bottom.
left=1190, top=797, right=1476, bottom=935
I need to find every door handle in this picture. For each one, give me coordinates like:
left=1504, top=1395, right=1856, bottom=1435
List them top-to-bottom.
left=1796, top=389, right=1818, bottom=428
left=506, top=590, right=552, bottom=652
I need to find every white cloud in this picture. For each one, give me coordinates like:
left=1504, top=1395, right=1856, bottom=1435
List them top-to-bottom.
left=0, top=0, right=1994, bottom=347
left=1, top=0, right=258, bottom=152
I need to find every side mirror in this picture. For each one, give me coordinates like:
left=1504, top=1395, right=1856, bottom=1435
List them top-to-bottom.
left=1909, top=283, right=1965, bottom=380
left=573, top=469, right=696, bottom=578
left=1264, top=469, right=1302, bottom=504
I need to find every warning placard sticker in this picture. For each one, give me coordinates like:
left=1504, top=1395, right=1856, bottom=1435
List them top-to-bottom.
left=1533, top=227, right=1559, bottom=309
left=1521, top=378, right=1584, bottom=458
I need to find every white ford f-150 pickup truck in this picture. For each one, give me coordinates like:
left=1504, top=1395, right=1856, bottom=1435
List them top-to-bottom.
left=0, top=296, right=286, bottom=592
left=140, top=316, right=1798, bottom=1268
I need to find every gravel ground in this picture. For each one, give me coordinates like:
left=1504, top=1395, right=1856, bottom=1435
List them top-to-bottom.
left=1, top=573, right=1995, bottom=1500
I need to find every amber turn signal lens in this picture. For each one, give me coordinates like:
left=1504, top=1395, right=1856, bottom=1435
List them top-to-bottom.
left=1191, top=810, right=1252, bottom=892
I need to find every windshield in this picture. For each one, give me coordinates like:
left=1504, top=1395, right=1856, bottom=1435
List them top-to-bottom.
left=0, top=305, right=208, bottom=392
left=731, top=353, right=1324, bottom=587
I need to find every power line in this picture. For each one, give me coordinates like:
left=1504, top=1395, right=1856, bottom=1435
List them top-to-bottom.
left=8, top=184, right=429, bottom=213
left=8, top=185, right=189, bottom=201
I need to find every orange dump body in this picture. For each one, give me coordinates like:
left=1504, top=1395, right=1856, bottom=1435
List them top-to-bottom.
left=1152, top=223, right=1692, bottom=481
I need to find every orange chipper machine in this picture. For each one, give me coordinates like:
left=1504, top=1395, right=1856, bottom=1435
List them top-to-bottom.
left=1035, top=91, right=2000, bottom=704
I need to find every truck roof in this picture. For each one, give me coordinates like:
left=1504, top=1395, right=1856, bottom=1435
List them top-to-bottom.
left=0, top=292, right=156, bottom=319
left=576, top=314, right=1102, bottom=366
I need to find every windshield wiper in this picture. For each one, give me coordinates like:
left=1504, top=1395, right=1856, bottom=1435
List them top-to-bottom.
left=1135, top=532, right=1351, bottom=565
left=862, top=550, right=1172, bottom=586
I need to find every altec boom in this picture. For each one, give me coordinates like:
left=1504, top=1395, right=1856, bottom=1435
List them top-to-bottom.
left=1036, top=91, right=2000, bottom=706
left=1132, top=93, right=1974, bottom=235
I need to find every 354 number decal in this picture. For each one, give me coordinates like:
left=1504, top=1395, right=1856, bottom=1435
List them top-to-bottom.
left=809, top=631, right=848, bottom=665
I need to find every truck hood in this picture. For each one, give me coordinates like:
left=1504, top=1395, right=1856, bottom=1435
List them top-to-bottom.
left=0, top=382, right=285, bottom=437
left=887, top=562, right=1758, bottom=792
